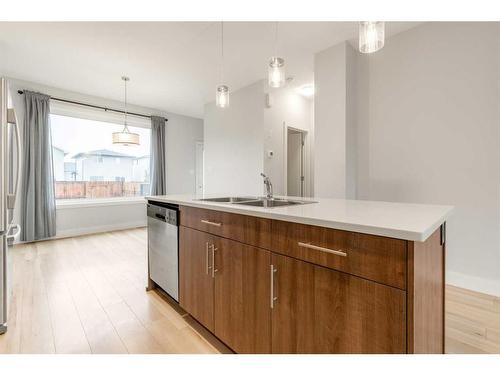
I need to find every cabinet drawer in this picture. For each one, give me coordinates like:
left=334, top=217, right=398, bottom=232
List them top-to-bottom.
left=180, top=206, right=272, bottom=249
left=271, top=220, right=407, bottom=289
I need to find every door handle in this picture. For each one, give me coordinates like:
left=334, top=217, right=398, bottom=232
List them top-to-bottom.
left=205, top=242, right=211, bottom=275
left=211, top=244, right=218, bottom=278
left=270, top=265, right=277, bottom=309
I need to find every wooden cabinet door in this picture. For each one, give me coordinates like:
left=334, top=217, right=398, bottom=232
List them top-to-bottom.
left=179, top=227, right=215, bottom=332
left=214, top=237, right=271, bottom=353
left=271, top=253, right=406, bottom=353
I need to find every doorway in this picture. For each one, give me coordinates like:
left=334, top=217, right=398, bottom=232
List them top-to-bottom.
left=286, top=128, right=306, bottom=197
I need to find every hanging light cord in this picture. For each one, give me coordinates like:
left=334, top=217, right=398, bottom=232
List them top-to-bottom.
left=220, top=21, right=224, bottom=82
left=274, top=21, right=278, bottom=57
left=123, top=78, right=129, bottom=133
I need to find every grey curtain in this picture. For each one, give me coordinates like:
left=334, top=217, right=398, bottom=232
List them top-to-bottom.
left=20, top=91, right=56, bottom=241
left=150, top=116, right=166, bottom=195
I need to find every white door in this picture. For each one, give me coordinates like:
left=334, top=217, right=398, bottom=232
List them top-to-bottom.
left=287, top=130, right=304, bottom=197
left=195, top=142, right=204, bottom=195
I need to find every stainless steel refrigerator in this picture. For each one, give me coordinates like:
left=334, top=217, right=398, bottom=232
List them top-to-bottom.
left=0, top=78, right=22, bottom=335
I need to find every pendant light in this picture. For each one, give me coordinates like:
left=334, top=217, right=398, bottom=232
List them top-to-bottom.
left=216, top=22, right=230, bottom=108
left=268, top=22, right=285, bottom=88
left=359, top=22, right=385, bottom=54
left=112, top=76, right=140, bottom=146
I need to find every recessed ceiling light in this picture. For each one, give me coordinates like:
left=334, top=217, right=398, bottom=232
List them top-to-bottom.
left=299, top=84, right=315, bottom=97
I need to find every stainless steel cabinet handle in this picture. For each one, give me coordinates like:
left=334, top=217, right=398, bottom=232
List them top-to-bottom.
left=201, top=219, right=222, bottom=227
left=205, top=242, right=211, bottom=275
left=298, top=242, right=347, bottom=257
left=211, top=244, right=218, bottom=278
left=270, top=265, right=277, bottom=309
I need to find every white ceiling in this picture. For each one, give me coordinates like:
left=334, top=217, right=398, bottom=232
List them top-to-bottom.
left=0, top=22, right=420, bottom=118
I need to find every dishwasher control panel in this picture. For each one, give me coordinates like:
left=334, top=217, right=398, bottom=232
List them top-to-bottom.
left=147, top=201, right=178, bottom=226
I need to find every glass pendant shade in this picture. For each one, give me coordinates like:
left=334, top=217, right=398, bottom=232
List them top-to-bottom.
left=359, top=21, right=385, bottom=54
left=268, top=57, right=285, bottom=88
left=216, top=84, right=229, bottom=108
left=112, top=127, right=140, bottom=146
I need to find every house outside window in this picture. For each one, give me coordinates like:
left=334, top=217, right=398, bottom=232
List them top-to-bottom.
left=50, top=113, right=151, bottom=200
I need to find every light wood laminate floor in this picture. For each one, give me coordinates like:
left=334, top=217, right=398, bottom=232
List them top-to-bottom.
left=0, top=228, right=499, bottom=354
left=0, top=228, right=223, bottom=354
left=445, top=284, right=500, bottom=353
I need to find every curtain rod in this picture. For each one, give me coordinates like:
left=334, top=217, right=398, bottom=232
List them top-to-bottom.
left=17, top=90, right=167, bottom=122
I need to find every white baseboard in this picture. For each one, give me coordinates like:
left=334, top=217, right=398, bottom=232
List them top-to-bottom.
left=13, top=221, right=147, bottom=244
left=54, top=221, right=147, bottom=239
left=447, top=271, right=500, bottom=297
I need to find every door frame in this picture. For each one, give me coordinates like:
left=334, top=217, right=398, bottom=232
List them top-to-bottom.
left=283, top=123, right=310, bottom=197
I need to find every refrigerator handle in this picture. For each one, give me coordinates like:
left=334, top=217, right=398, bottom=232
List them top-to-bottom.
left=7, top=109, right=21, bottom=210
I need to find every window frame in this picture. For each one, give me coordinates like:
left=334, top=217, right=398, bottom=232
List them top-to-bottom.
left=50, top=101, right=152, bottom=207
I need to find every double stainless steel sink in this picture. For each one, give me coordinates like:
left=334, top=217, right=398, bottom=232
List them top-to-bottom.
left=198, top=196, right=316, bottom=208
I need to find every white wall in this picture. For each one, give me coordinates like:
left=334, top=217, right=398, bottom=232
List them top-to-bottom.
left=356, top=22, right=500, bottom=296
left=314, top=42, right=358, bottom=199
left=345, top=43, right=359, bottom=199
left=6, top=77, right=203, bottom=239
left=203, top=79, right=313, bottom=197
left=204, top=80, right=265, bottom=196
left=263, top=85, right=313, bottom=196
left=165, top=113, right=203, bottom=194
left=55, top=202, right=147, bottom=238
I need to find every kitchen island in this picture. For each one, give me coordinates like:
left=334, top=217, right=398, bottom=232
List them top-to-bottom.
left=146, top=194, right=453, bottom=354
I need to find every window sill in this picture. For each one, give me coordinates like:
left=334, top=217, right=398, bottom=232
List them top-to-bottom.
left=56, top=197, right=147, bottom=210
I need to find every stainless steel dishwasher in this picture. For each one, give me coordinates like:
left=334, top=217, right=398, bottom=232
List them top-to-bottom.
left=147, top=201, right=179, bottom=301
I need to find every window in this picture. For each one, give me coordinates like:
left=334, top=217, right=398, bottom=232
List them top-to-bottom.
left=51, top=114, right=151, bottom=200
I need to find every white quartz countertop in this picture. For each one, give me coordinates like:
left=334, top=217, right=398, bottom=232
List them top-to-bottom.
left=146, top=194, right=453, bottom=242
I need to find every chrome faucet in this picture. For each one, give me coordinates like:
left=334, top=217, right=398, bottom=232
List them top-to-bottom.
left=260, top=173, right=273, bottom=199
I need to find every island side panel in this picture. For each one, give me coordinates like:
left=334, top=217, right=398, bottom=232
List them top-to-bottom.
left=407, top=226, right=445, bottom=353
